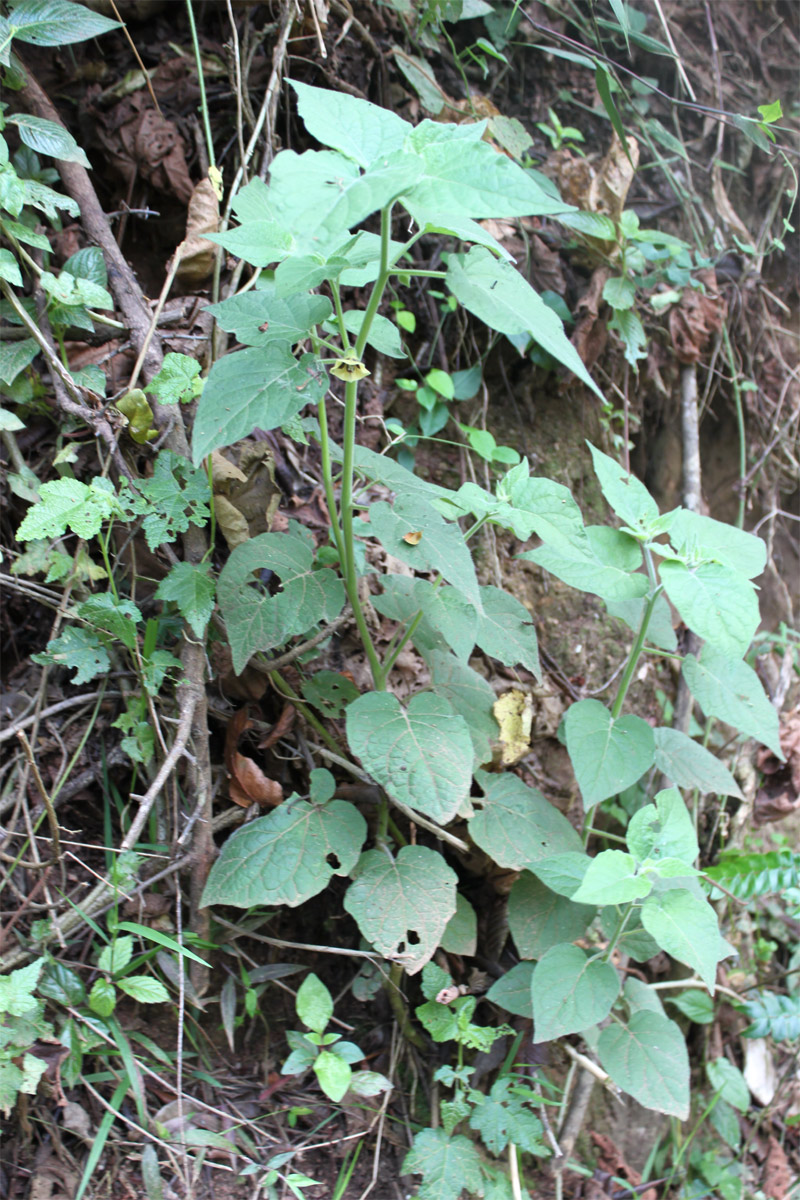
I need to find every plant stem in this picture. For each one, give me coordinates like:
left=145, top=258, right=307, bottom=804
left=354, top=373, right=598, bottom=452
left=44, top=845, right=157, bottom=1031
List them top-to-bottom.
left=185, top=0, right=216, bottom=170
left=721, top=323, right=746, bottom=530
left=268, top=670, right=343, bottom=757
left=385, top=962, right=427, bottom=1050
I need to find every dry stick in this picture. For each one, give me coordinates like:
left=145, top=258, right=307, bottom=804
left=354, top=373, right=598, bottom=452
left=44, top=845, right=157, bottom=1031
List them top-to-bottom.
left=671, top=362, right=702, bottom=737
left=0, top=692, right=122, bottom=745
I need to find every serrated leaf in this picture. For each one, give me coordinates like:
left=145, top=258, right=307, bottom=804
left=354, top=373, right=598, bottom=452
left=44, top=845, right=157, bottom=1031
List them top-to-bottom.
left=8, top=0, right=121, bottom=45
left=9, top=113, right=90, bottom=166
left=446, top=248, right=602, bottom=398
left=207, top=283, right=332, bottom=347
left=609, top=307, right=648, bottom=368
left=192, top=347, right=327, bottom=464
left=146, top=352, right=202, bottom=405
left=588, top=442, right=659, bottom=530
left=124, top=451, right=210, bottom=550
left=16, top=476, right=120, bottom=540
left=368, top=495, right=481, bottom=607
left=217, top=532, right=345, bottom=674
left=660, top=560, right=759, bottom=657
left=155, top=562, right=215, bottom=638
left=474, top=584, right=540, bottom=678
left=77, top=593, right=141, bottom=650
left=32, top=626, right=109, bottom=684
left=682, top=648, right=782, bottom=757
left=427, top=650, right=497, bottom=766
left=345, top=691, right=472, bottom=824
left=565, top=699, right=655, bottom=807
left=653, top=727, right=743, bottom=799
left=469, top=770, right=583, bottom=870
left=626, top=787, right=698, bottom=865
left=201, top=798, right=366, bottom=908
left=344, top=845, right=457, bottom=975
left=572, top=850, right=652, bottom=905
left=508, top=872, right=595, bottom=959
left=641, top=889, right=728, bottom=990
left=440, top=894, right=477, bottom=956
left=97, top=936, right=133, bottom=975
left=531, top=944, right=619, bottom=1041
left=0, top=958, right=45, bottom=1016
left=116, top=975, right=170, bottom=1004
left=89, top=977, right=116, bottom=1017
left=598, top=1012, right=689, bottom=1118
left=469, top=1077, right=545, bottom=1156
left=402, top=1128, right=483, bottom=1200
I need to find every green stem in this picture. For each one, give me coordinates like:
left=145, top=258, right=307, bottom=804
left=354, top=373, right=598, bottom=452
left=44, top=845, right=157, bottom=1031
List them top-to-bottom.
left=185, top=0, right=216, bottom=169
left=389, top=269, right=448, bottom=279
left=331, top=281, right=351, bottom=351
left=316, top=395, right=347, bottom=567
left=381, top=610, right=425, bottom=678
left=268, top=670, right=343, bottom=757
left=601, top=902, right=634, bottom=961
left=385, top=963, right=427, bottom=1051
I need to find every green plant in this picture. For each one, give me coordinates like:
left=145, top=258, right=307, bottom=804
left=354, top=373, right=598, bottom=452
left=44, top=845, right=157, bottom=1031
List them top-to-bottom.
left=178, top=83, right=784, bottom=1183
left=536, top=107, right=585, bottom=152
left=0, top=958, right=53, bottom=1114
left=281, top=973, right=391, bottom=1103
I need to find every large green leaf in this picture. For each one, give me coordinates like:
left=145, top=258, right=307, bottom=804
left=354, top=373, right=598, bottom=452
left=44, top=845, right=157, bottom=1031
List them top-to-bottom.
left=8, top=0, right=121, bottom=44
left=290, top=80, right=412, bottom=169
left=9, top=114, right=90, bottom=166
left=406, top=138, right=573, bottom=220
left=446, top=248, right=602, bottom=398
left=206, top=285, right=332, bottom=346
left=192, top=346, right=327, bottom=464
left=587, top=442, right=660, bottom=531
left=350, top=444, right=454, bottom=502
left=500, top=468, right=590, bottom=551
left=368, top=495, right=482, bottom=607
left=668, top=509, right=766, bottom=578
left=217, top=532, right=345, bottom=674
left=521, top=538, right=649, bottom=602
left=660, top=560, right=760, bottom=657
left=416, top=584, right=478, bottom=661
left=474, top=585, right=540, bottom=679
left=682, top=648, right=782, bottom=756
left=428, top=650, right=498, bottom=767
left=346, top=692, right=473, bottom=823
left=565, top=700, right=655, bottom=807
left=653, top=727, right=744, bottom=799
left=469, top=771, right=583, bottom=870
left=626, top=788, right=698, bottom=866
left=201, top=799, right=366, bottom=907
left=344, top=845, right=457, bottom=975
left=571, top=850, right=653, bottom=905
left=508, top=872, right=595, bottom=960
left=641, top=889, right=728, bottom=990
left=441, top=894, right=477, bottom=956
left=531, top=944, right=619, bottom=1041
left=486, top=962, right=535, bottom=1018
left=598, top=1012, right=689, bottom=1118
left=402, top=1129, right=483, bottom=1200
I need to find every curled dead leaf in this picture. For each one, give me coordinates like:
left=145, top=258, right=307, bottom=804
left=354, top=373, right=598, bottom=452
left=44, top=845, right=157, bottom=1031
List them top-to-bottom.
left=176, top=177, right=221, bottom=285
left=669, top=268, right=727, bottom=363
left=402, top=531, right=423, bottom=545
left=224, top=707, right=283, bottom=808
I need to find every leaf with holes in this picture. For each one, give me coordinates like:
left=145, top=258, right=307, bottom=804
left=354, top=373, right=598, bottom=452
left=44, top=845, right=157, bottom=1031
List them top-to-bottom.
left=218, top=532, right=345, bottom=675
left=346, top=691, right=472, bottom=824
left=565, top=700, right=655, bottom=807
left=469, top=771, right=583, bottom=870
left=201, top=798, right=366, bottom=908
left=344, top=846, right=457, bottom=975
left=532, top=944, right=619, bottom=1041
left=598, top=1012, right=689, bottom=1118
